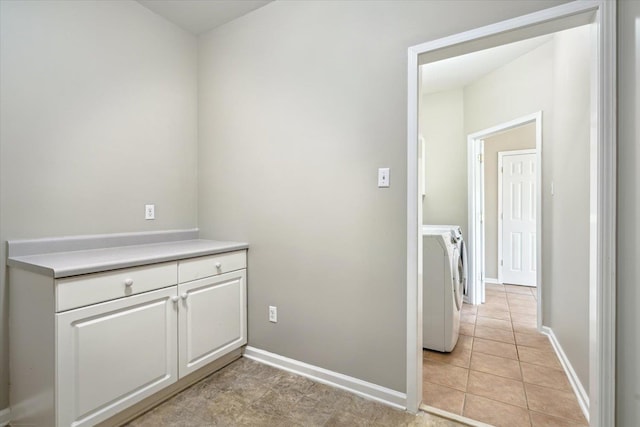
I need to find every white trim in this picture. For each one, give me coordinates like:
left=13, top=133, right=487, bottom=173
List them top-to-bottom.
left=407, top=2, right=616, bottom=424
left=589, top=3, right=617, bottom=427
left=406, top=40, right=422, bottom=414
left=466, top=135, right=485, bottom=305
left=497, top=148, right=537, bottom=287
left=483, top=277, right=500, bottom=285
left=542, top=326, right=590, bottom=422
left=243, top=346, right=407, bottom=410
left=420, top=404, right=493, bottom=427
left=0, top=408, right=10, bottom=427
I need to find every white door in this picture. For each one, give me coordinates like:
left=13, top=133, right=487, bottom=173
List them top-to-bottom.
left=499, top=150, right=536, bottom=286
left=178, top=270, right=247, bottom=378
left=56, top=287, right=178, bottom=427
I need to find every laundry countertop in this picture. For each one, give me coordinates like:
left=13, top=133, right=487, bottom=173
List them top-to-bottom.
left=7, top=238, right=249, bottom=278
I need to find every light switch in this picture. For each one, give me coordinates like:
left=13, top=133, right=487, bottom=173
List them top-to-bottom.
left=378, top=168, right=390, bottom=188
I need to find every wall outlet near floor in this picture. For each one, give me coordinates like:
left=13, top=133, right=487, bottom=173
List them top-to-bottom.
left=145, top=204, right=155, bottom=220
left=268, top=306, right=277, bottom=323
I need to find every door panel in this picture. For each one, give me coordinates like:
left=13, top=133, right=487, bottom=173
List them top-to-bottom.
left=501, top=152, right=536, bottom=286
left=178, top=270, right=247, bottom=378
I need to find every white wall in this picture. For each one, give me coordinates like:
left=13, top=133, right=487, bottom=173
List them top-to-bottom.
left=0, top=0, right=198, bottom=408
left=198, top=0, right=568, bottom=392
left=616, top=1, right=640, bottom=424
left=420, top=89, right=467, bottom=234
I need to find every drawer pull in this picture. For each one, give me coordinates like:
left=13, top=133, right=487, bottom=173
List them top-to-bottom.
left=215, top=262, right=222, bottom=269
left=124, top=278, right=134, bottom=287
left=181, top=293, right=188, bottom=300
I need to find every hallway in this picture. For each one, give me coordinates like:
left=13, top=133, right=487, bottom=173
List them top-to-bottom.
left=422, top=283, right=588, bottom=427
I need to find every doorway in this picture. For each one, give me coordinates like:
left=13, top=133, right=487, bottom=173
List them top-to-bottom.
left=405, top=2, right=616, bottom=426
left=467, top=114, right=542, bottom=329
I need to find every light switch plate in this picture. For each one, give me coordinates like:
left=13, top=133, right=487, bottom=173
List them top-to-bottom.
left=378, top=168, right=390, bottom=188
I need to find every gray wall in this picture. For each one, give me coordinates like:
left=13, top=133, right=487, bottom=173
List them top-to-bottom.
left=0, top=0, right=198, bottom=408
left=197, top=0, right=567, bottom=392
left=617, top=0, right=640, bottom=425
left=545, top=24, right=592, bottom=392
left=420, top=89, right=467, bottom=234
left=483, top=124, right=536, bottom=280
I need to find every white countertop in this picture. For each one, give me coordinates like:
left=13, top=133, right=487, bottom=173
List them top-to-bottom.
left=7, top=239, right=249, bottom=278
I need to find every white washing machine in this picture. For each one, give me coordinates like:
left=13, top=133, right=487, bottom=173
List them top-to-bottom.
left=422, top=225, right=464, bottom=352
left=423, top=225, right=468, bottom=300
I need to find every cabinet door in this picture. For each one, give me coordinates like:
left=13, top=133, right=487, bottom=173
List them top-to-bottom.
left=178, top=270, right=247, bottom=378
left=56, top=287, right=178, bottom=427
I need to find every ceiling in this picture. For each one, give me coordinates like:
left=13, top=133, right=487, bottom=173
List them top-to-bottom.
left=137, top=0, right=273, bottom=35
left=421, top=34, right=553, bottom=95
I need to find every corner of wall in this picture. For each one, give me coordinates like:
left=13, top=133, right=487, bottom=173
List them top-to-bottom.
left=541, top=326, right=589, bottom=422
left=0, top=407, right=10, bottom=427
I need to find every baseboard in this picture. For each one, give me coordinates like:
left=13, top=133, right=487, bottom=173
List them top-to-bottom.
left=483, top=278, right=500, bottom=284
left=541, top=326, right=589, bottom=422
left=243, top=346, right=406, bottom=410
left=420, top=403, right=492, bottom=427
left=0, top=407, right=10, bottom=427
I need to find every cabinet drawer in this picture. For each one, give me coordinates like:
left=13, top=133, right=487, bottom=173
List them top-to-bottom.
left=178, top=250, right=246, bottom=283
left=56, top=262, right=177, bottom=312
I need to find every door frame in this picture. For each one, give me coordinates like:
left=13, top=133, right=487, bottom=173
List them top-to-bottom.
left=405, top=2, right=616, bottom=425
left=467, top=112, right=542, bottom=310
left=497, top=148, right=538, bottom=287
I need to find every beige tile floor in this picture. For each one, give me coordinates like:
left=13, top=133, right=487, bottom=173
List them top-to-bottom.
left=422, top=283, right=588, bottom=427
left=126, top=357, right=464, bottom=427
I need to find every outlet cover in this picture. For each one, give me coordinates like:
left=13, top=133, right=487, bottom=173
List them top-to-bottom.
left=145, top=204, right=155, bottom=220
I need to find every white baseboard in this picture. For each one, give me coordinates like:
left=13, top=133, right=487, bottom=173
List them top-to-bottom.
left=484, top=278, right=500, bottom=284
left=541, top=327, right=589, bottom=422
left=243, top=346, right=407, bottom=410
left=420, top=403, right=493, bottom=427
left=0, top=407, right=10, bottom=427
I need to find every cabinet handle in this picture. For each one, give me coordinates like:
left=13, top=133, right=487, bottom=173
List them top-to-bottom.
left=215, top=262, right=222, bottom=269
left=124, top=278, right=134, bottom=287
left=181, top=293, right=188, bottom=300
left=171, top=296, right=180, bottom=303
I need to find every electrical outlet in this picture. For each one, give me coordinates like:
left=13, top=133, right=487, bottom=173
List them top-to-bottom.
left=378, top=168, right=390, bottom=188
left=145, top=204, right=155, bottom=220
left=269, top=306, right=277, bottom=323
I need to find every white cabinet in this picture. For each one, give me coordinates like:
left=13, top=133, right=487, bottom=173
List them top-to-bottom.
left=9, top=245, right=247, bottom=427
left=178, top=270, right=247, bottom=377
left=56, top=287, right=178, bottom=427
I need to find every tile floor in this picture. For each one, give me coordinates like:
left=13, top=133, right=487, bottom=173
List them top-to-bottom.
left=422, top=283, right=588, bottom=427
left=126, top=357, right=463, bottom=427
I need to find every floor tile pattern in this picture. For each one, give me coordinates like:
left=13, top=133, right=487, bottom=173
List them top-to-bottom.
left=422, top=283, right=588, bottom=427
left=126, top=357, right=463, bottom=427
